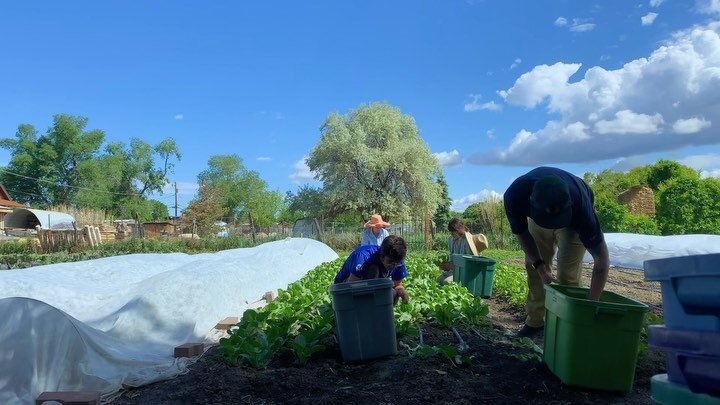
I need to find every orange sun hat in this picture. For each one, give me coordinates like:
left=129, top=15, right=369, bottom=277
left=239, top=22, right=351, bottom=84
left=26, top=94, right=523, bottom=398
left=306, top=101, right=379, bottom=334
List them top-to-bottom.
left=364, top=214, right=390, bottom=229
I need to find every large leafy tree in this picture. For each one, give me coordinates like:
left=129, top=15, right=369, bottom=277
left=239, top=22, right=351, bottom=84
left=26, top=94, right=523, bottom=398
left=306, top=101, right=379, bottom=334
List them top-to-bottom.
left=307, top=102, right=442, bottom=220
left=0, top=114, right=181, bottom=220
left=0, top=115, right=104, bottom=205
left=193, top=155, right=281, bottom=240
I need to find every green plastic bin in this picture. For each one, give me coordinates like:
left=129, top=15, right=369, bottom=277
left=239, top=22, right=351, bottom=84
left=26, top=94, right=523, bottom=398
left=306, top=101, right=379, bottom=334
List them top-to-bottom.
left=453, top=254, right=496, bottom=298
left=329, top=278, right=397, bottom=362
left=543, top=284, right=649, bottom=392
left=652, top=374, right=720, bottom=405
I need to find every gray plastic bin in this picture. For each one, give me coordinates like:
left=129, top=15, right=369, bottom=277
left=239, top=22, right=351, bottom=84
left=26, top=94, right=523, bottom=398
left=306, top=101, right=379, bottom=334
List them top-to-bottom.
left=329, top=278, right=398, bottom=361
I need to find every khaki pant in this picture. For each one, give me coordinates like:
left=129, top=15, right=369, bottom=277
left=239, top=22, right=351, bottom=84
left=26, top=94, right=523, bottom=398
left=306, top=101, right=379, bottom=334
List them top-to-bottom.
left=525, top=219, right=586, bottom=328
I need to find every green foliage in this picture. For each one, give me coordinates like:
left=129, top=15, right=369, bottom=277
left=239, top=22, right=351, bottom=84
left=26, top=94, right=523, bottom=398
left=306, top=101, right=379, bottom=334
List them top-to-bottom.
left=307, top=102, right=442, bottom=221
left=0, top=114, right=180, bottom=218
left=191, top=155, right=281, bottom=232
left=585, top=160, right=719, bottom=235
left=433, top=173, right=452, bottom=229
left=656, top=176, right=720, bottom=235
left=594, top=193, right=629, bottom=232
left=218, top=252, right=489, bottom=367
left=492, top=262, right=528, bottom=307
left=404, top=342, right=473, bottom=366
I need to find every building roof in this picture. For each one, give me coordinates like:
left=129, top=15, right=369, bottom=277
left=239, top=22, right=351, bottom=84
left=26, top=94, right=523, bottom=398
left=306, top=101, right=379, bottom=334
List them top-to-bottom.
left=0, top=198, right=25, bottom=208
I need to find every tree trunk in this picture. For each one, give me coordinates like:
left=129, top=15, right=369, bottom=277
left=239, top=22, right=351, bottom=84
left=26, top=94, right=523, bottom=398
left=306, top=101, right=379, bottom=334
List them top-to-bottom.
left=249, top=212, right=257, bottom=244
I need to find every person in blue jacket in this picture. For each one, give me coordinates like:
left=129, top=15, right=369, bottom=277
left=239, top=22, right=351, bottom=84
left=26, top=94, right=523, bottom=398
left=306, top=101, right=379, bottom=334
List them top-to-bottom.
left=504, top=167, right=610, bottom=337
left=334, top=235, right=409, bottom=305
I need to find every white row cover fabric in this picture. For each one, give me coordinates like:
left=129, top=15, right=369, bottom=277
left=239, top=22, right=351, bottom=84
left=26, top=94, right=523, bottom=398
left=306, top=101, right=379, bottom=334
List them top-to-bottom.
left=583, top=233, right=720, bottom=270
left=0, top=238, right=338, bottom=404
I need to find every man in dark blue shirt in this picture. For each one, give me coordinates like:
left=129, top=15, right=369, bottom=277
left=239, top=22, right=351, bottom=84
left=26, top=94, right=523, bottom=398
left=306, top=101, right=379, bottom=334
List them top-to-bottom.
left=504, top=167, right=610, bottom=337
left=334, top=235, right=410, bottom=304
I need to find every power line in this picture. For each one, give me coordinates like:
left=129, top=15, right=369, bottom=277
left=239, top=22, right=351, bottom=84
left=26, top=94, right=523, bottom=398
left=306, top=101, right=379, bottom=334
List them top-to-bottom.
left=0, top=168, right=168, bottom=197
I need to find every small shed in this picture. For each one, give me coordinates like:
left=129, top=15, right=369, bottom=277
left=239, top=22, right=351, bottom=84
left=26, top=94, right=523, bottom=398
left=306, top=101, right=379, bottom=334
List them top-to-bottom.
left=0, top=184, right=25, bottom=230
left=617, top=185, right=656, bottom=217
left=4, top=208, right=76, bottom=230
left=292, top=218, right=322, bottom=240
left=143, top=221, right=176, bottom=238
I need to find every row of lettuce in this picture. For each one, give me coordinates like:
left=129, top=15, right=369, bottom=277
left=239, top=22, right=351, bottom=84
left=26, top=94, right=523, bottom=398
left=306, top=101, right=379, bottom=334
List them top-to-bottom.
left=219, top=250, right=528, bottom=367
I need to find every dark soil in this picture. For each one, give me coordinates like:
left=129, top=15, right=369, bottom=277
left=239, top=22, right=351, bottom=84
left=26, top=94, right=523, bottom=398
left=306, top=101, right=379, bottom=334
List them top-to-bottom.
left=114, top=298, right=665, bottom=405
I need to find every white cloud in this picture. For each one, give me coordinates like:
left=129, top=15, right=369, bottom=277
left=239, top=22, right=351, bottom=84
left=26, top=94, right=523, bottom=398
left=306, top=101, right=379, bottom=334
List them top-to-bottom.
left=650, top=0, right=664, bottom=7
left=696, top=0, right=720, bottom=14
left=641, top=12, right=659, bottom=26
left=555, top=17, right=568, bottom=27
left=569, top=19, right=596, bottom=32
left=471, top=23, right=720, bottom=166
left=600, top=55, right=611, bottom=61
left=510, top=58, right=522, bottom=70
left=498, top=62, right=582, bottom=109
left=464, top=94, right=503, bottom=112
left=595, top=110, right=664, bottom=134
left=275, top=112, right=285, bottom=120
left=174, top=114, right=184, bottom=120
left=673, top=117, right=712, bottom=134
left=487, top=129, right=496, bottom=139
left=433, top=150, right=463, bottom=168
left=681, top=152, right=720, bottom=178
left=680, top=153, right=720, bottom=169
left=611, top=155, right=648, bottom=172
left=256, top=156, right=273, bottom=161
left=289, top=156, right=317, bottom=184
left=161, top=181, right=199, bottom=196
left=451, top=189, right=502, bottom=212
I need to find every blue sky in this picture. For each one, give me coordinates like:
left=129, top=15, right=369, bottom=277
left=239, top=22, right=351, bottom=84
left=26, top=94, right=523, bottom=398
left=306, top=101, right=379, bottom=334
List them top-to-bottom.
left=2, top=1, right=720, bottom=213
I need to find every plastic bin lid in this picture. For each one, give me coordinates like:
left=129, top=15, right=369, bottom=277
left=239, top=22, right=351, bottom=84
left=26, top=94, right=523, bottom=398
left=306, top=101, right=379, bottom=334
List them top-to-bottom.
left=644, top=253, right=720, bottom=281
left=463, top=255, right=497, bottom=264
left=329, top=278, right=393, bottom=294
left=544, top=284, right=649, bottom=311
left=648, top=325, right=720, bottom=355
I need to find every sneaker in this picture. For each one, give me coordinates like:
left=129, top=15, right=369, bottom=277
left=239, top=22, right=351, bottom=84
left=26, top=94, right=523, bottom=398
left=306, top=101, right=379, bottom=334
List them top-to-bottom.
left=516, top=324, right=544, bottom=338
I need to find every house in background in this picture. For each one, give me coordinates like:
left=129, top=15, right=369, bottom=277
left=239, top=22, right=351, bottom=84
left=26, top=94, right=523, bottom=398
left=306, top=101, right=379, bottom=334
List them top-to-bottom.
left=0, top=183, right=26, bottom=232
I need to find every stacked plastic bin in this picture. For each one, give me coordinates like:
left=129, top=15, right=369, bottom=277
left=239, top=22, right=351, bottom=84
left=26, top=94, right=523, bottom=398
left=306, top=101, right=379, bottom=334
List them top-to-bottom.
left=644, top=254, right=720, bottom=404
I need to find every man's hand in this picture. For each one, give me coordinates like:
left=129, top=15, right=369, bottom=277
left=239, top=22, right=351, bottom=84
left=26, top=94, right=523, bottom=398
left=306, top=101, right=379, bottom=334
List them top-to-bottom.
left=438, top=262, right=454, bottom=271
left=536, top=262, right=558, bottom=285
left=393, top=286, right=409, bottom=305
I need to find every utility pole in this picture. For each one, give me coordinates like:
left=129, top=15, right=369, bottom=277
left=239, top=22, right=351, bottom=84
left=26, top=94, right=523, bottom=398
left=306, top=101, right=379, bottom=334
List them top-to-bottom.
left=173, top=182, right=178, bottom=219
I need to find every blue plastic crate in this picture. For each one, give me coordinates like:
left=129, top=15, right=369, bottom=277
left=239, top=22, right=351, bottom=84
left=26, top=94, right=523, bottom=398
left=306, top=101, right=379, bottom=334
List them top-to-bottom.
left=644, top=254, right=720, bottom=332
left=649, top=325, right=720, bottom=397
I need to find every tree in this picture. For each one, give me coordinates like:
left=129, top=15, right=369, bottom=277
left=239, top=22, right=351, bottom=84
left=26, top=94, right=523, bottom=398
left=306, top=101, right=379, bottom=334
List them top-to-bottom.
left=307, top=102, right=442, bottom=221
left=0, top=114, right=181, bottom=218
left=0, top=115, right=104, bottom=206
left=193, top=155, right=281, bottom=241
left=433, top=173, right=452, bottom=229
left=656, top=177, right=720, bottom=235
left=184, top=185, right=225, bottom=236
left=287, top=185, right=330, bottom=222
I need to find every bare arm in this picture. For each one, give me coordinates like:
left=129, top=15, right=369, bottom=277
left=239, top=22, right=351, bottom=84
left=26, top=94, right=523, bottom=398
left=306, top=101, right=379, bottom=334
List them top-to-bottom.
left=517, top=230, right=557, bottom=284
left=587, top=240, right=610, bottom=301
left=347, top=273, right=361, bottom=282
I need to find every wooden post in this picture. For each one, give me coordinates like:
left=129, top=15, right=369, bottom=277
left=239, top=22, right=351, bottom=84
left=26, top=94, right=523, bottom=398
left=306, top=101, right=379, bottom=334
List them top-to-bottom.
left=424, top=207, right=430, bottom=251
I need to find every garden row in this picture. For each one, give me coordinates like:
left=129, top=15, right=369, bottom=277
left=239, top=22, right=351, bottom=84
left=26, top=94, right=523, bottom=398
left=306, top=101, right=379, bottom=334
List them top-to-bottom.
left=219, top=250, right=531, bottom=368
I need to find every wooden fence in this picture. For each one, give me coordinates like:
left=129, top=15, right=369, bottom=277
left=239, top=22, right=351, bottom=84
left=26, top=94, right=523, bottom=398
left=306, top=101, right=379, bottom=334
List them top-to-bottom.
left=35, top=225, right=104, bottom=252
